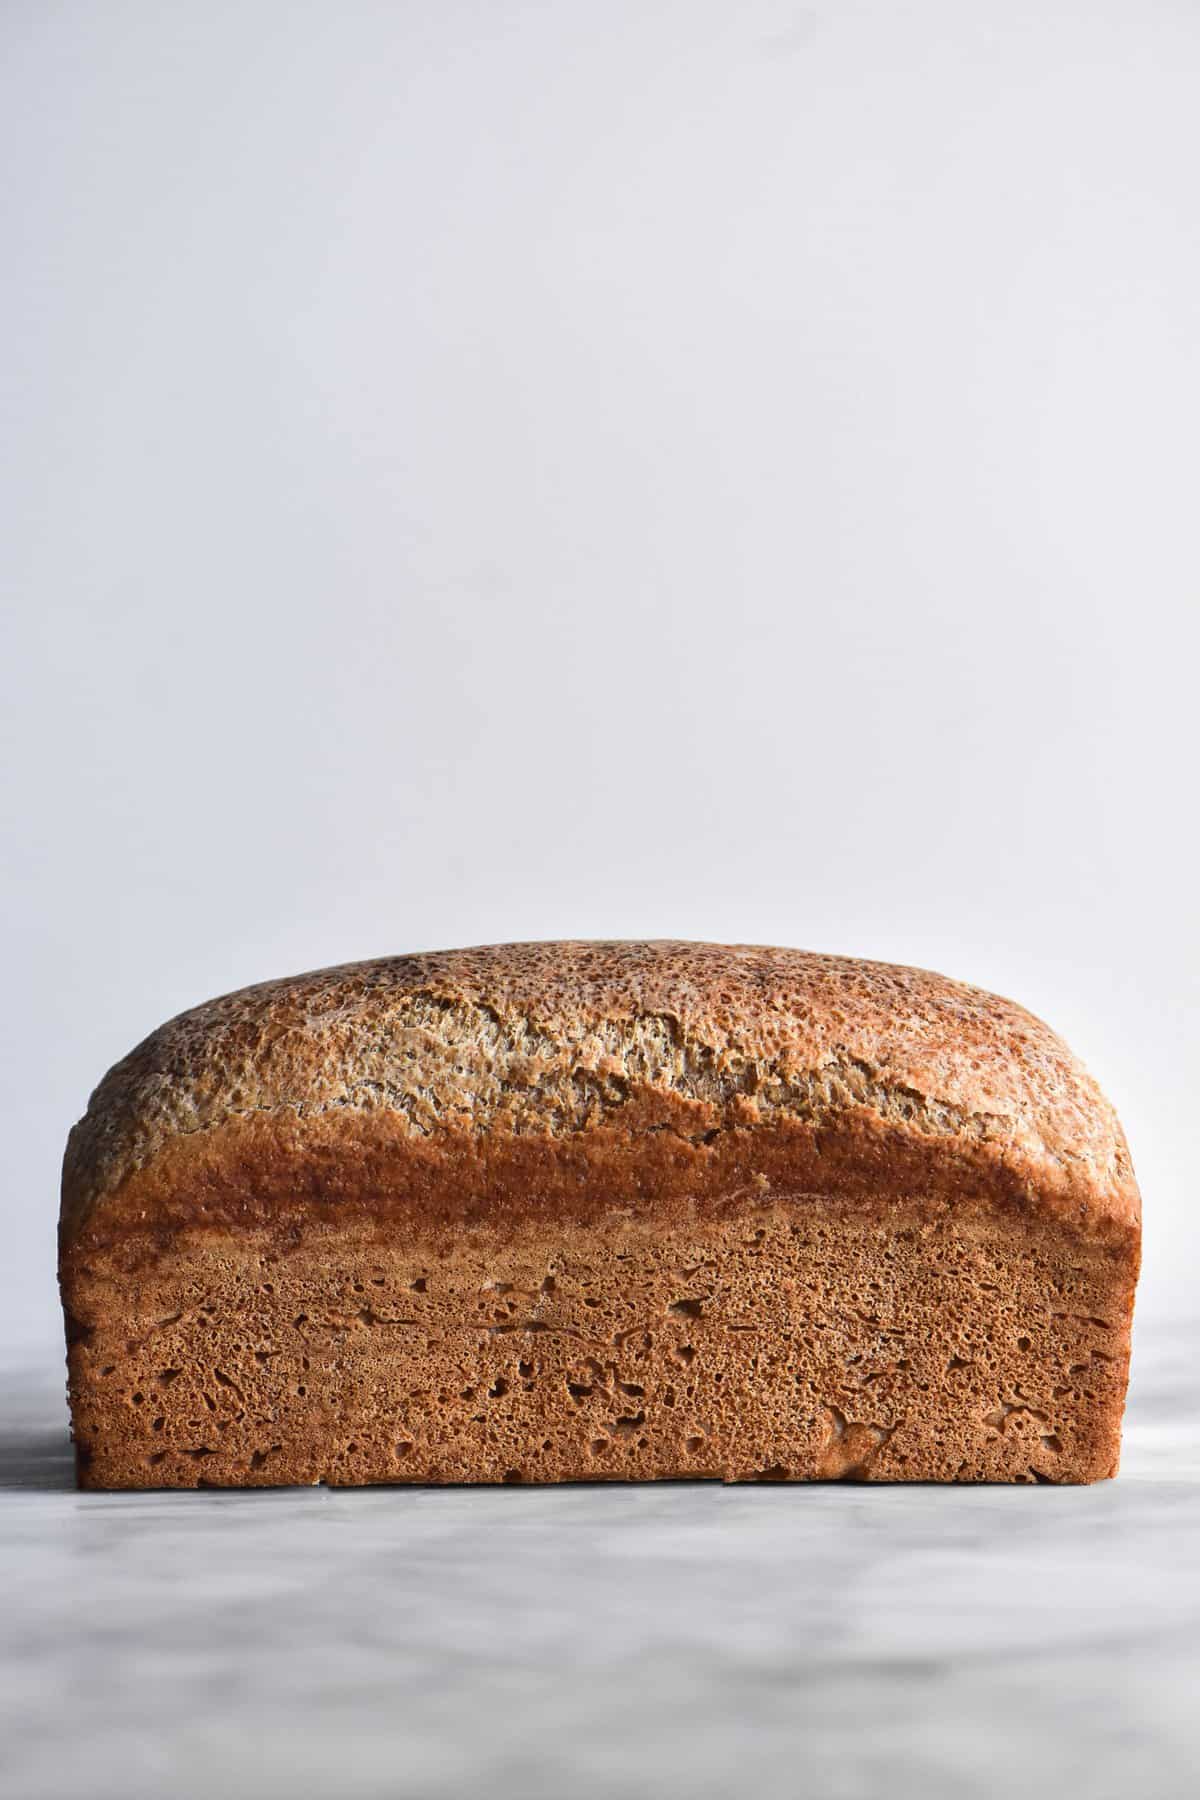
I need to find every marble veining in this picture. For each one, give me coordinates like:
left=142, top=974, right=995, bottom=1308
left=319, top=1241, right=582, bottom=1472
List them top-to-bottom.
left=1, top=1319, right=1197, bottom=1799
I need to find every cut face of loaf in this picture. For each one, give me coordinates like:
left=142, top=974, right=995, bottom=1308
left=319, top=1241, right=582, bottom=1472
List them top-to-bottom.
left=59, top=941, right=1140, bottom=1487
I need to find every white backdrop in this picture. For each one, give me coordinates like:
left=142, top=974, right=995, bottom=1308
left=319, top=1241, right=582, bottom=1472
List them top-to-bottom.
left=3, top=0, right=1196, bottom=1351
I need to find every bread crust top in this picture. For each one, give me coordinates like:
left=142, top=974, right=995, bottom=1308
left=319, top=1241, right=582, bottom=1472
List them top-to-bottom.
left=60, top=942, right=1139, bottom=1252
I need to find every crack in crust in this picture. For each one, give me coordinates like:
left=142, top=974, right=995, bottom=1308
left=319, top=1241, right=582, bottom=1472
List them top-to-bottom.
left=85, top=1004, right=1018, bottom=1146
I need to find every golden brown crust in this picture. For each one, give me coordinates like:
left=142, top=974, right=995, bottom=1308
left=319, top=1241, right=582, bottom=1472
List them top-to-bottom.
left=61, top=941, right=1139, bottom=1260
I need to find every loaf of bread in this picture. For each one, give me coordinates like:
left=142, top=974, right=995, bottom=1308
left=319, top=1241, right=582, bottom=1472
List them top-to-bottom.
left=60, top=941, right=1140, bottom=1487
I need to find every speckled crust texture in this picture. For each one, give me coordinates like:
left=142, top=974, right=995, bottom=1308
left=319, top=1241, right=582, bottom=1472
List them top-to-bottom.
left=59, top=942, right=1141, bottom=1487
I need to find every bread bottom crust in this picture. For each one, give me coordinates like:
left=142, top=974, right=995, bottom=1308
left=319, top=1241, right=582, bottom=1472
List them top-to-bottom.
left=64, top=1206, right=1135, bottom=1488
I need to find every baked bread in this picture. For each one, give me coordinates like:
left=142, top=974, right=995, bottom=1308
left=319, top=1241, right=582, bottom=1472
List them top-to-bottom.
left=59, top=941, right=1140, bottom=1487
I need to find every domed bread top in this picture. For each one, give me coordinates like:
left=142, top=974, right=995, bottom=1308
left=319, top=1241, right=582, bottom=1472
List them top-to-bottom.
left=61, top=941, right=1139, bottom=1246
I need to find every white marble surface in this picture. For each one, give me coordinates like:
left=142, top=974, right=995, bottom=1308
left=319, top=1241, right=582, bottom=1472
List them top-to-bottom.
left=2, top=1320, right=1197, bottom=1800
